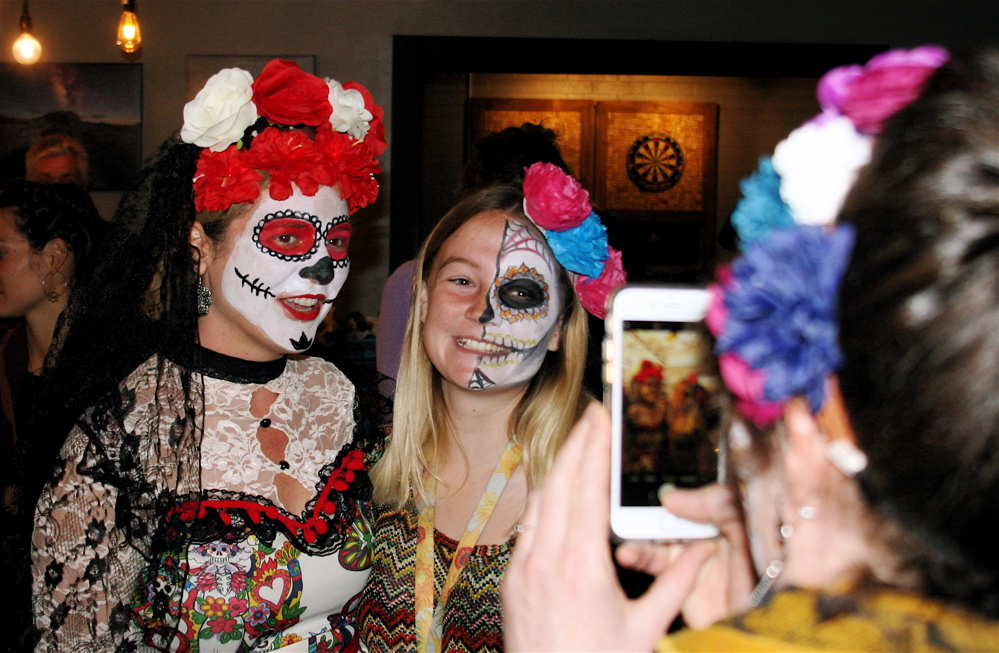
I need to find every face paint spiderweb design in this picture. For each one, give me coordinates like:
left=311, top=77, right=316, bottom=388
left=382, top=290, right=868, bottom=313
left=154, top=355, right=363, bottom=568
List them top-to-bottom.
left=469, top=220, right=562, bottom=391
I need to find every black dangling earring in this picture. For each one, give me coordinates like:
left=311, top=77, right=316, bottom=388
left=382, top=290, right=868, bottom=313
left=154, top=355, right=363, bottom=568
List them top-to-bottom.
left=197, top=278, right=213, bottom=316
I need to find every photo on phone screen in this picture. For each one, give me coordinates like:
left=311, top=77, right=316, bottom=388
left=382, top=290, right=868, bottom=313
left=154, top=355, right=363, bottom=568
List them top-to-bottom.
left=619, top=321, right=722, bottom=507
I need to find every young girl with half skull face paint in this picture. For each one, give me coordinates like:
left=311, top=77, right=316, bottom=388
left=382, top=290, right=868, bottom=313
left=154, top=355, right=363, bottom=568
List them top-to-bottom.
left=29, top=60, right=389, bottom=652
left=359, top=177, right=626, bottom=652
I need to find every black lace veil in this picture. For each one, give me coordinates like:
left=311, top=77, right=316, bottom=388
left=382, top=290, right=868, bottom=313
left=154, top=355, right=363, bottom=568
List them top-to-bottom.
left=29, top=136, right=208, bottom=649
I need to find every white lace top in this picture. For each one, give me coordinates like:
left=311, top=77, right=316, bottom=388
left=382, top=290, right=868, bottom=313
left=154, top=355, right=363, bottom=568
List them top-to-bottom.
left=32, top=352, right=377, bottom=652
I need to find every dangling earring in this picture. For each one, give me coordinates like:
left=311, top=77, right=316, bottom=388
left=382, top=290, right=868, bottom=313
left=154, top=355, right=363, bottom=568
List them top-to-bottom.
left=42, top=270, right=69, bottom=302
left=197, top=277, right=213, bottom=315
left=748, top=502, right=816, bottom=608
left=748, top=558, right=784, bottom=608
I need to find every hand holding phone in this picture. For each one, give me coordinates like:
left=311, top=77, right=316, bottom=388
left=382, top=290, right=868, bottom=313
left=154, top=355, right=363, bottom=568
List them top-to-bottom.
left=605, top=285, right=723, bottom=541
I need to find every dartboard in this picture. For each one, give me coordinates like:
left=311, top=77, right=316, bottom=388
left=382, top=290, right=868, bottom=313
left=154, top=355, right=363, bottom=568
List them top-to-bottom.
left=626, top=133, right=684, bottom=192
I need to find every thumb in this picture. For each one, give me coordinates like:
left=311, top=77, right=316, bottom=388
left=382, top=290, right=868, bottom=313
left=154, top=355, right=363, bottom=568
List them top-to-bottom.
left=625, top=541, right=716, bottom=638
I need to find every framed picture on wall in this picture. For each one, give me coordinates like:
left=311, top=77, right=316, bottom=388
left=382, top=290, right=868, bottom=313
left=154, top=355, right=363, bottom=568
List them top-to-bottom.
left=0, top=63, right=142, bottom=191
left=468, top=98, right=595, bottom=191
left=595, top=101, right=718, bottom=278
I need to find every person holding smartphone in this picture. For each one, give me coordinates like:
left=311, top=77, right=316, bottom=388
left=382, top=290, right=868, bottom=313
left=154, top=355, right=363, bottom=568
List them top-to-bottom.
left=503, top=47, right=998, bottom=652
left=359, top=166, right=625, bottom=652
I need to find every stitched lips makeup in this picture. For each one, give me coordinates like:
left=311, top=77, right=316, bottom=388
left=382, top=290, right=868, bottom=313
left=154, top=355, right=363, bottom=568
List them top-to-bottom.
left=218, top=185, right=350, bottom=353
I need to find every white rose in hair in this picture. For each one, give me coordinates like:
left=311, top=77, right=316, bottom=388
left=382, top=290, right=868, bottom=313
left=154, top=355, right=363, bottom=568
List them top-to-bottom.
left=181, top=68, right=257, bottom=152
left=326, top=78, right=373, bottom=140
left=772, top=115, right=873, bottom=226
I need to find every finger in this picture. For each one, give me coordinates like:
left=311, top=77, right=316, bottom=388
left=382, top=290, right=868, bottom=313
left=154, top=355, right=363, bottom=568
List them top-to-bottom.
left=564, top=403, right=613, bottom=546
left=662, top=484, right=746, bottom=546
left=616, top=541, right=704, bottom=578
left=628, top=541, right=716, bottom=632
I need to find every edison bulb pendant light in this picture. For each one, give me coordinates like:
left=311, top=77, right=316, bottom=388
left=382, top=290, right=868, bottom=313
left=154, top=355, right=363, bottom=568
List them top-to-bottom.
left=117, top=0, right=141, bottom=53
left=12, top=1, right=42, bottom=65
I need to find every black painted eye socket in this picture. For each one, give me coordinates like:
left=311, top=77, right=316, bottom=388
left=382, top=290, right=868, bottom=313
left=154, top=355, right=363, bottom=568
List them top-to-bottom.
left=499, top=278, right=545, bottom=310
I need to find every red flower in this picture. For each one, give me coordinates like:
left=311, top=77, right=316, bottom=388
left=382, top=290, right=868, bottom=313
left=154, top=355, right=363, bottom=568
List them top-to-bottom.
left=252, top=60, right=332, bottom=127
left=342, top=81, right=386, bottom=157
left=314, top=125, right=381, bottom=214
left=241, top=127, right=332, bottom=200
left=193, top=146, right=262, bottom=212
left=454, top=546, right=473, bottom=569
left=208, top=616, right=239, bottom=635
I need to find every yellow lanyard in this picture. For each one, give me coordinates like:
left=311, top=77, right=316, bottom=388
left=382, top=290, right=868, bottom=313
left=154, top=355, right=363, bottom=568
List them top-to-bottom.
left=414, top=441, right=522, bottom=653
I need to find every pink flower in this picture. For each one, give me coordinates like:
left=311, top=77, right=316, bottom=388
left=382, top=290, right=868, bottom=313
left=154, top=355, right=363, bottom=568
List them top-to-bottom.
left=818, top=45, right=949, bottom=134
left=523, top=162, right=591, bottom=231
left=574, top=247, right=626, bottom=319
left=704, top=281, right=728, bottom=337
left=718, top=352, right=784, bottom=427
left=195, top=572, right=217, bottom=592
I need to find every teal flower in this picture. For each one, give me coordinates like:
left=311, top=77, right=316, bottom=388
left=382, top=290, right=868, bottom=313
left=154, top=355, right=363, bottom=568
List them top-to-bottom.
left=544, top=212, right=608, bottom=278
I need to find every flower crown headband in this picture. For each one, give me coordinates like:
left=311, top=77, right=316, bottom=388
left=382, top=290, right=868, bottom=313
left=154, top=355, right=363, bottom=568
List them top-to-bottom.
left=706, top=46, right=948, bottom=428
left=181, top=59, right=386, bottom=215
left=521, top=162, right=626, bottom=318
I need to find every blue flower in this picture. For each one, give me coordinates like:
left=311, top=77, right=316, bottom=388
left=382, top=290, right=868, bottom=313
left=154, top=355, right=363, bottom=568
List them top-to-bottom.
left=731, top=157, right=794, bottom=245
left=544, top=212, right=609, bottom=278
left=718, top=224, right=855, bottom=412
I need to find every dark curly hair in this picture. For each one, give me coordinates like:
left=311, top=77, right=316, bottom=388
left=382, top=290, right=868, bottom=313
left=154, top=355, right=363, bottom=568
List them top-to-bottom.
left=837, top=49, right=999, bottom=617
left=457, top=122, right=571, bottom=199
left=0, top=180, right=104, bottom=282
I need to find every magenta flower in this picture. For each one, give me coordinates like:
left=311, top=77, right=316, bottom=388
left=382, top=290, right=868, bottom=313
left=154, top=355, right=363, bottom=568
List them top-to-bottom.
left=818, top=45, right=949, bottom=134
left=523, top=162, right=592, bottom=231
left=574, top=247, right=626, bottom=319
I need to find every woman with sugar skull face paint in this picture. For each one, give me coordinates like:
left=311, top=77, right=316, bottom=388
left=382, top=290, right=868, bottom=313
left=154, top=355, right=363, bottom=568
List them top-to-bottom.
left=29, top=60, right=389, bottom=652
left=359, top=175, right=626, bottom=652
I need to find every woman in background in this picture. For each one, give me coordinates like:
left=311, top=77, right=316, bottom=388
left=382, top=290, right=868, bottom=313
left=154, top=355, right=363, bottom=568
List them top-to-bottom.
left=503, top=48, right=998, bottom=652
left=31, top=60, right=388, bottom=651
left=360, top=166, right=625, bottom=652
left=0, top=180, right=103, bottom=651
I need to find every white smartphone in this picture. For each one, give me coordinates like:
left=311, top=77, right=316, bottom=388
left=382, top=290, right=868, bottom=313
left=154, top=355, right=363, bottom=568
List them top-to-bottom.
left=605, top=285, right=723, bottom=541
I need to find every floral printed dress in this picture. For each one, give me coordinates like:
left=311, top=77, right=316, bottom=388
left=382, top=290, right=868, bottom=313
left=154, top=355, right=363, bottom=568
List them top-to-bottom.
left=32, top=350, right=382, bottom=652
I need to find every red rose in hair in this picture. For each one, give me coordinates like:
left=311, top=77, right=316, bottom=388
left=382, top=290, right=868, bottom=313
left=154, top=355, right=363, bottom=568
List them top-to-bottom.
left=252, top=60, right=332, bottom=127
left=342, top=81, right=387, bottom=157
left=241, top=128, right=332, bottom=200
left=193, top=146, right=262, bottom=212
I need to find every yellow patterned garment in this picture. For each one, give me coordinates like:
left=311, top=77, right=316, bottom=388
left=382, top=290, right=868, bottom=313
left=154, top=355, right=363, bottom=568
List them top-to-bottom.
left=358, top=499, right=512, bottom=653
left=659, top=586, right=998, bottom=652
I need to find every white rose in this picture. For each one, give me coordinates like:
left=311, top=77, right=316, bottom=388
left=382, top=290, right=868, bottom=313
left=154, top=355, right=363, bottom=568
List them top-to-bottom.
left=181, top=68, right=257, bottom=152
left=326, top=78, right=373, bottom=140
left=772, top=115, right=873, bottom=226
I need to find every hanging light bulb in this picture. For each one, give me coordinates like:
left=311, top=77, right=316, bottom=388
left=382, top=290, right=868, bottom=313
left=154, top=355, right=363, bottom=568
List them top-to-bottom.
left=12, top=0, right=42, bottom=65
left=117, top=0, right=141, bottom=54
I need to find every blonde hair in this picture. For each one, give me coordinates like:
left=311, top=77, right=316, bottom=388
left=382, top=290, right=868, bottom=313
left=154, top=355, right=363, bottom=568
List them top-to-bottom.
left=26, top=134, right=89, bottom=186
left=371, top=185, right=592, bottom=507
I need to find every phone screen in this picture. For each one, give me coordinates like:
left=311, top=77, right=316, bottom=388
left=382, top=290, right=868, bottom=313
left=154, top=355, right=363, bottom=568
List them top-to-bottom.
left=619, top=320, right=722, bottom=507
